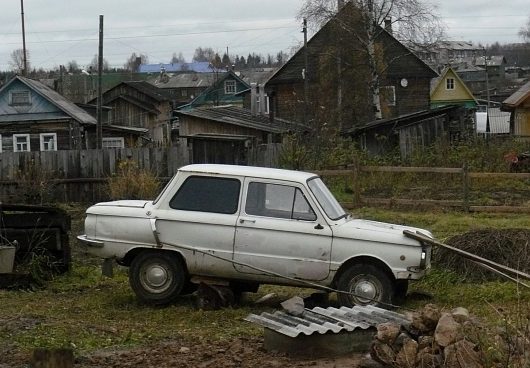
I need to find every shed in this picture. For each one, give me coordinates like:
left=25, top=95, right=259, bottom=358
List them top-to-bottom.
left=502, top=81, right=530, bottom=137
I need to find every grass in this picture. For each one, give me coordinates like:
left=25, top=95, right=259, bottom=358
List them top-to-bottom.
left=0, top=205, right=529, bottom=359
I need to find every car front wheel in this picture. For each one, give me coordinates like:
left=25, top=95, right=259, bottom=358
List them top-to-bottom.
left=129, top=251, right=185, bottom=305
left=337, top=264, right=394, bottom=308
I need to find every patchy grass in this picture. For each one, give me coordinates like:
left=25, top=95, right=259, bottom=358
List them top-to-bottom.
left=0, top=205, right=529, bottom=361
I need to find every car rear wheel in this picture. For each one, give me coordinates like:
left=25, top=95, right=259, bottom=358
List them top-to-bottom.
left=129, top=251, right=185, bottom=305
left=337, top=264, right=394, bottom=308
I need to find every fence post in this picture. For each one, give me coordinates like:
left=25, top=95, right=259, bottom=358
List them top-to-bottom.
left=352, top=158, right=362, bottom=207
left=462, top=162, right=470, bottom=212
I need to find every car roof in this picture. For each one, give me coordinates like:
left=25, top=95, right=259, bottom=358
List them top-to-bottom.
left=178, top=164, right=318, bottom=183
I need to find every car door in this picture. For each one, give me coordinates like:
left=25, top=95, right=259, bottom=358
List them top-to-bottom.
left=155, top=175, right=241, bottom=278
left=233, top=178, right=332, bottom=281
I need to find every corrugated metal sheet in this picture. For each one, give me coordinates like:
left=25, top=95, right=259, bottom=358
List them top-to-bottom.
left=488, top=107, right=510, bottom=134
left=245, top=305, right=410, bottom=338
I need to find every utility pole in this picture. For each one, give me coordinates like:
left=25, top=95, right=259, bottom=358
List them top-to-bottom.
left=20, top=0, right=28, bottom=76
left=96, top=15, right=104, bottom=149
left=303, top=18, right=309, bottom=126
left=483, top=47, right=491, bottom=133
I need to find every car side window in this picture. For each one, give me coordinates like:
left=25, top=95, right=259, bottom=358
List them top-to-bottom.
left=170, top=176, right=240, bottom=214
left=245, top=182, right=317, bottom=221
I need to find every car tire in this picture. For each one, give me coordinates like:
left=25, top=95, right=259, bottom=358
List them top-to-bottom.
left=129, top=251, right=185, bottom=305
left=337, top=264, right=394, bottom=308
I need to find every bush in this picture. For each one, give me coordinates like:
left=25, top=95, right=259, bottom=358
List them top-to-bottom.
left=13, top=158, right=57, bottom=204
left=107, top=160, right=160, bottom=200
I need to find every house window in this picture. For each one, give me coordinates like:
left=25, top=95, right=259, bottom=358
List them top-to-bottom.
left=446, top=78, right=455, bottom=90
left=224, top=80, right=236, bottom=94
left=380, top=86, right=396, bottom=106
left=181, top=89, right=188, bottom=97
left=10, top=91, right=31, bottom=106
left=257, top=95, right=270, bottom=113
left=40, top=133, right=57, bottom=151
left=0, top=134, right=2, bottom=153
left=13, top=134, right=30, bottom=152
left=102, top=137, right=125, bottom=149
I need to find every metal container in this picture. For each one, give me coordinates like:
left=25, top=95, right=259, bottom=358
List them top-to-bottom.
left=0, top=246, right=16, bottom=273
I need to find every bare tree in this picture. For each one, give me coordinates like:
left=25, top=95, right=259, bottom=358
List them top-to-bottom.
left=300, top=0, right=444, bottom=120
left=519, top=16, right=530, bottom=42
left=192, top=47, right=216, bottom=62
left=9, top=48, right=29, bottom=73
left=170, top=52, right=186, bottom=63
left=124, top=53, right=148, bottom=72
left=89, top=54, right=110, bottom=72
left=66, top=60, right=80, bottom=73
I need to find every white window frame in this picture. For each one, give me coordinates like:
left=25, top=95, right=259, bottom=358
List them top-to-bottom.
left=446, top=78, right=455, bottom=90
left=224, top=80, right=236, bottom=94
left=9, top=90, right=31, bottom=106
left=40, top=133, right=58, bottom=151
left=0, top=134, right=2, bottom=153
left=13, top=134, right=31, bottom=152
left=102, top=137, right=125, bottom=149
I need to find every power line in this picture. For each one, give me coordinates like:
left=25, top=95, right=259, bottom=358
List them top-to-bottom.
left=2, top=25, right=299, bottom=46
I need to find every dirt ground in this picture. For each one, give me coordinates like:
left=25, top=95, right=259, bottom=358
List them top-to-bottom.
left=1, top=336, right=379, bottom=368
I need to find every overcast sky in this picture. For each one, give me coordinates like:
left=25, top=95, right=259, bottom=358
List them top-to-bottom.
left=0, top=0, right=527, bottom=71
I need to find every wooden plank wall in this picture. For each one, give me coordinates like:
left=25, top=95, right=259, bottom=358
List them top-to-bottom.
left=0, top=146, right=190, bottom=203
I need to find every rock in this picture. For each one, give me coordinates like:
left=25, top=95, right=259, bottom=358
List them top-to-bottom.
left=281, top=296, right=305, bottom=317
left=422, top=304, right=442, bottom=329
left=451, top=307, right=469, bottom=323
left=411, top=312, right=430, bottom=334
left=434, top=313, right=462, bottom=347
left=376, top=322, right=401, bottom=345
left=393, top=332, right=411, bottom=352
left=418, top=335, right=434, bottom=350
left=395, top=338, right=418, bottom=368
left=371, top=340, right=396, bottom=366
left=443, top=340, right=482, bottom=368
left=179, top=347, right=190, bottom=354
left=416, top=350, right=443, bottom=368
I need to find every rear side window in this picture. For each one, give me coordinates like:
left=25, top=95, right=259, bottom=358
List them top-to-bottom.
left=169, top=176, right=241, bottom=214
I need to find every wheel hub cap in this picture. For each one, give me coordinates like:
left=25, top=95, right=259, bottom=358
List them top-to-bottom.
left=145, top=265, right=168, bottom=288
left=354, top=280, right=377, bottom=303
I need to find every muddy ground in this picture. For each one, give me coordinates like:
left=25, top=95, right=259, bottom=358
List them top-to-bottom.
left=1, top=336, right=379, bottom=368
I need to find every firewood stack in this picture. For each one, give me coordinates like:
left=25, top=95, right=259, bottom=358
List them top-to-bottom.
left=370, top=304, right=483, bottom=368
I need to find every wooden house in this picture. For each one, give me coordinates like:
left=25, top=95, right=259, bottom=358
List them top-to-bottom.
left=265, top=2, right=437, bottom=130
left=430, top=67, right=477, bottom=109
left=179, top=71, right=250, bottom=110
left=147, top=72, right=218, bottom=108
left=0, top=76, right=96, bottom=152
left=89, top=81, right=174, bottom=145
left=502, top=81, right=530, bottom=138
left=175, top=105, right=304, bottom=164
left=344, top=105, right=473, bottom=157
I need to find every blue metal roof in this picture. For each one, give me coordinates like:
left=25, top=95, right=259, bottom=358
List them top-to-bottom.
left=138, top=62, right=223, bottom=74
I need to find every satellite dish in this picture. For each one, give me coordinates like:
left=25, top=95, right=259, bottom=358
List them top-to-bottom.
left=400, top=78, right=408, bottom=87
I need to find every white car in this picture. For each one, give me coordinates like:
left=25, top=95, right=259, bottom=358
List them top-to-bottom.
left=78, top=164, right=432, bottom=307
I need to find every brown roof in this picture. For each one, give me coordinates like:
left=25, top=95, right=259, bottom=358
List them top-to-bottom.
left=503, top=81, right=530, bottom=108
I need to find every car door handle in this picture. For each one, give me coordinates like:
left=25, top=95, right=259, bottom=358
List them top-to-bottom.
left=240, top=218, right=256, bottom=224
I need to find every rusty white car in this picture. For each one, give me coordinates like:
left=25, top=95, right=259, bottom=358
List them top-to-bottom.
left=78, top=164, right=433, bottom=306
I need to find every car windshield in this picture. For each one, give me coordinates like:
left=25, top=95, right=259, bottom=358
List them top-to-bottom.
left=307, top=177, right=347, bottom=220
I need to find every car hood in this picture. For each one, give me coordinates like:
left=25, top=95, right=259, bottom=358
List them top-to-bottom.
left=94, top=200, right=150, bottom=208
left=333, top=218, right=433, bottom=247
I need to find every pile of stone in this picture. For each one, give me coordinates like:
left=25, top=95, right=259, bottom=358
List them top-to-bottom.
left=370, top=304, right=483, bottom=368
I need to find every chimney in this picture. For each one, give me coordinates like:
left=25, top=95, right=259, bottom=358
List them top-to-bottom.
left=384, top=18, right=392, bottom=35
left=250, top=83, right=257, bottom=116
left=258, top=84, right=266, bottom=115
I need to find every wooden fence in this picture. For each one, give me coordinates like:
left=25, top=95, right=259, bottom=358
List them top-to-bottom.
left=0, top=146, right=528, bottom=213
left=316, top=165, right=530, bottom=213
